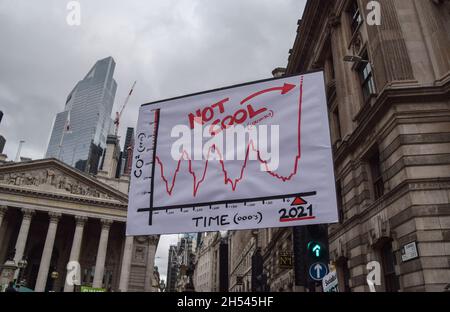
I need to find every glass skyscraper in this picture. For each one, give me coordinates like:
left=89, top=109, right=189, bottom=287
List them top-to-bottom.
left=46, top=57, right=117, bottom=174
left=122, top=127, right=135, bottom=175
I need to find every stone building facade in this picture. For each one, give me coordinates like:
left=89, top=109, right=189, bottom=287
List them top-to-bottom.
left=285, top=0, right=450, bottom=292
left=0, top=137, right=159, bottom=292
left=228, top=228, right=296, bottom=292
left=258, top=228, right=296, bottom=292
left=228, top=230, right=255, bottom=292
left=194, top=232, right=225, bottom=292
left=194, top=232, right=215, bottom=292
left=174, top=234, right=196, bottom=292
left=166, top=245, right=178, bottom=292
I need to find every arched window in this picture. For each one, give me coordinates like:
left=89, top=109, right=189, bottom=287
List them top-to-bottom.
left=348, top=0, right=363, bottom=35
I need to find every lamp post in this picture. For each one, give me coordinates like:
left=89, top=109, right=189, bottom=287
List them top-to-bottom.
left=343, top=55, right=374, bottom=70
left=343, top=55, right=369, bottom=64
left=251, top=230, right=268, bottom=292
left=219, top=231, right=229, bottom=292
left=15, top=259, right=28, bottom=291
left=0, top=262, right=17, bottom=292
left=50, top=271, right=59, bottom=292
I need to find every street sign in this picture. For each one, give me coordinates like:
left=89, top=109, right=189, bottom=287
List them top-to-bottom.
left=401, top=241, right=419, bottom=262
left=279, top=251, right=293, bottom=269
left=308, top=262, right=328, bottom=281
left=322, top=270, right=339, bottom=292
left=80, top=286, right=106, bottom=292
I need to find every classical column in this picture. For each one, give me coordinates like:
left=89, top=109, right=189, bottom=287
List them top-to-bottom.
left=362, top=0, right=414, bottom=86
left=328, top=16, right=359, bottom=134
left=0, top=205, right=7, bottom=230
left=0, top=206, right=8, bottom=244
left=13, top=209, right=35, bottom=266
left=35, top=212, right=61, bottom=292
left=64, top=216, right=87, bottom=292
left=92, top=219, right=112, bottom=288
left=118, top=235, right=134, bottom=292
left=144, top=235, right=159, bottom=292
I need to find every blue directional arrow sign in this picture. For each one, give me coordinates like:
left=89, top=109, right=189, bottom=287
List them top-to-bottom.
left=309, top=262, right=328, bottom=281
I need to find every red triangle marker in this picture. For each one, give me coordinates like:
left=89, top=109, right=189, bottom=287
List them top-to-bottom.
left=291, top=197, right=307, bottom=206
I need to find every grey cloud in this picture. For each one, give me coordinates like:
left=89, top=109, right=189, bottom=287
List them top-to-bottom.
left=0, top=0, right=305, bottom=279
left=155, top=234, right=179, bottom=283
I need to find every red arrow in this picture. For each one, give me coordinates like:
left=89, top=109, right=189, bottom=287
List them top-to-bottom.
left=241, top=83, right=296, bottom=105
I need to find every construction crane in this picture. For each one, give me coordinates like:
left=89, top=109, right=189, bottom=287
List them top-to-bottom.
left=114, top=81, right=137, bottom=136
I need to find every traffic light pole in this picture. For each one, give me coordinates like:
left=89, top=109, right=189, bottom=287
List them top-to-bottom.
left=293, top=224, right=330, bottom=292
left=292, top=226, right=307, bottom=292
left=294, top=285, right=306, bottom=292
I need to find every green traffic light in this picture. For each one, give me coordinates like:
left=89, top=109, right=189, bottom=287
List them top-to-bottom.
left=307, top=241, right=324, bottom=258
left=312, top=244, right=321, bottom=257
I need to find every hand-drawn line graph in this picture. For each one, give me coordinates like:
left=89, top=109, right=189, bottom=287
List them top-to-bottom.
left=128, top=71, right=338, bottom=235
left=138, top=76, right=309, bottom=226
left=154, top=76, right=304, bottom=197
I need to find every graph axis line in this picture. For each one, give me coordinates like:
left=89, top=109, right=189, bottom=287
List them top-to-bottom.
left=140, top=76, right=311, bottom=227
left=148, top=109, right=160, bottom=226
left=137, top=191, right=317, bottom=212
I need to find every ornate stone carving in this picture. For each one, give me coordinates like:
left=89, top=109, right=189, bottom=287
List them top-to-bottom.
left=328, top=14, right=341, bottom=29
left=351, top=32, right=364, bottom=56
left=0, top=168, right=114, bottom=200
left=46, top=169, right=58, bottom=186
left=21, top=208, right=35, bottom=220
left=48, top=212, right=62, bottom=223
left=368, top=214, right=391, bottom=246
left=75, top=215, right=88, bottom=226
left=100, top=218, right=113, bottom=229
left=148, top=235, right=160, bottom=245
left=135, top=236, right=148, bottom=244
left=134, top=246, right=146, bottom=262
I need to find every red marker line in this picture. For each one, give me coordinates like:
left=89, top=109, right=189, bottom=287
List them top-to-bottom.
left=155, top=76, right=304, bottom=197
left=240, top=83, right=296, bottom=105
left=280, top=216, right=316, bottom=223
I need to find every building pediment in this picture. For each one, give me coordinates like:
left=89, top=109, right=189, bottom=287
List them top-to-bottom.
left=0, top=158, right=128, bottom=204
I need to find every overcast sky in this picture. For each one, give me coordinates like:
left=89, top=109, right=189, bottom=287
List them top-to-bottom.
left=0, top=0, right=306, bottom=282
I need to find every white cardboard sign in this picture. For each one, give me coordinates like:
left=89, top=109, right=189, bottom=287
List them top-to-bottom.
left=127, top=71, right=338, bottom=235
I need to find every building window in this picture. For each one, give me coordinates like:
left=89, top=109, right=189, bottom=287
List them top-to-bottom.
left=349, top=0, right=363, bottom=35
left=357, top=52, right=376, bottom=103
left=325, top=54, right=336, bottom=83
left=329, top=56, right=335, bottom=80
left=332, top=106, right=342, bottom=143
left=368, top=148, right=384, bottom=200
left=336, top=182, right=344, bottom=223
left=381, top=241, right=400, bottom=292
left=83, top=266, right=95, bottom=285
